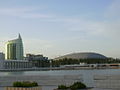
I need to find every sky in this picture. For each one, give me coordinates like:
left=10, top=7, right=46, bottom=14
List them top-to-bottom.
left=0, top=0, right=120, bottom=59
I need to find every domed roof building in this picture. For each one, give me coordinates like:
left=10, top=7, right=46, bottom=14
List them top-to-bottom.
left=55, top=52, right=107, bottom=60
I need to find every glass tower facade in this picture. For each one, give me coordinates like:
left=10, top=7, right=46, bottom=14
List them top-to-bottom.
left=5, top=34, right=24, bottom=60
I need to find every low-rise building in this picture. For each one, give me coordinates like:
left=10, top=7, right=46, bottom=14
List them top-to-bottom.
left=0, top=52, right=5, bottom=60
left=0, top=54, right=50, bottom=69
left=26, top=54, right=50, bottom=67
left=26, top=54, right=48, bottom=61
left=0, top=60, right=32, bottom=69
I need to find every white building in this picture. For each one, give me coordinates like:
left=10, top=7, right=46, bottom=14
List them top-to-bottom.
left=0, top=60, right=32, bottom=69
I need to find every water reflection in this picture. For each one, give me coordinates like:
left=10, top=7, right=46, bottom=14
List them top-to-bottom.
left=0, top=71, right=24, bottom=76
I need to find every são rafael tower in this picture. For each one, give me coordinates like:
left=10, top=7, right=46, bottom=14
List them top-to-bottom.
left=5, top=34, right=24, bottom=60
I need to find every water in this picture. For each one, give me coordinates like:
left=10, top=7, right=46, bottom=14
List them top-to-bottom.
left=0, top=69, right=120, bottom=89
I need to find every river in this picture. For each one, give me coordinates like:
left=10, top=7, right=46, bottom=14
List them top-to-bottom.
left=0, top=69, right=120, bottom=90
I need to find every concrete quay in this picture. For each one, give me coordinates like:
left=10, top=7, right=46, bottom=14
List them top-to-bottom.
left=5, top=87, right=41, bottom=90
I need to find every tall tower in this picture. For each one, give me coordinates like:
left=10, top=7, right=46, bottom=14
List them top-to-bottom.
left=5, top=34, right=24, bottom=60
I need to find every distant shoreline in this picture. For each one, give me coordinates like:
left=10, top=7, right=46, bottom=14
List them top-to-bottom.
left=0, top=66, right=120, bottom=72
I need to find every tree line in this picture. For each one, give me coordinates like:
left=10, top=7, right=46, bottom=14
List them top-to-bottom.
left=51, top=58, right=120, bottom=67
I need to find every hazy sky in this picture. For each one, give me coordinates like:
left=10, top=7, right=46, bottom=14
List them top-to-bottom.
left=0, top=0, right=120, bottom=58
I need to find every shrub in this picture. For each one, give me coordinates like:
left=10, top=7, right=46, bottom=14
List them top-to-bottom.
left=13, top=81, right=38, bottom=87
left=32, top=81, right=38, bottom=87
left=13, top=82, right=22, bottom=87
left=69, top=82, right=86, bottom=90
left=58, top=85, right=68, bottom=89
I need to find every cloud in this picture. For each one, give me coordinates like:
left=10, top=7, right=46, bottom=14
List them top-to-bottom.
left=46, top=1, right=120, bottom=40
left=0, top=7, right=53, bottom=18
left=50, top=17, right=105, bottom=37
left=24, top=38, right=54, bottom=52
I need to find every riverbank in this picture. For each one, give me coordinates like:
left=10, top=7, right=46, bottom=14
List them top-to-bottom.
left=0, top=66, right=120, bottom=72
